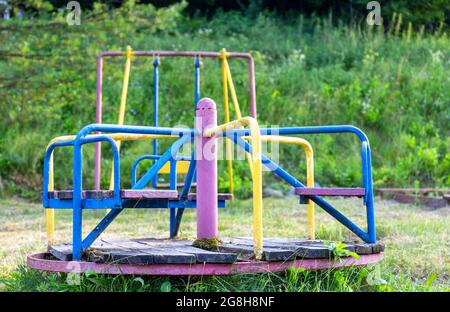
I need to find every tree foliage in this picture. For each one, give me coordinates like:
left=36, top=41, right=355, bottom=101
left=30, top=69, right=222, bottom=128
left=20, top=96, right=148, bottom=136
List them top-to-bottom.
left=0, top=2, right=448, bottom=199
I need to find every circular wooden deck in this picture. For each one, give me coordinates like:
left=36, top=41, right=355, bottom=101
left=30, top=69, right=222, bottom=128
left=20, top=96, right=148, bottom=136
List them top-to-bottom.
left=27, top=237, right=384, bottom=276
left=28, top=252, right=382, bottom=275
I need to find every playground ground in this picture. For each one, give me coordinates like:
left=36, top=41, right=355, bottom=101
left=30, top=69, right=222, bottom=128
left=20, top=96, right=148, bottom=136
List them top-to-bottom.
left=0, top=196, right=448, bottom=292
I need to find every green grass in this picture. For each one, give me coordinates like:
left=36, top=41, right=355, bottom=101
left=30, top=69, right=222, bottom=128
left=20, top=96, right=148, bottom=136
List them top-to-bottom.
left=0, top=197, right=448, bottom=292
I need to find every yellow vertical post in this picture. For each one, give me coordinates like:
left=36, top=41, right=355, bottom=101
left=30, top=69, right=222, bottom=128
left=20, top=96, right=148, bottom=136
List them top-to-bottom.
left=109, top=45, right=132, bottom=190
left=220, top=49, right=234, bottom=194
left=221, top=50, right=253, bottom=177
left=223, top=58, right=242, bottom=119
left=225, top=61, right=242, bottom=119
left=203, top=117, right=263, bottom=260
left=250, top=129, right=263, bottom=260
left=247, top=135, right=315, bottom=239
left=305, top=147, right=315, bottom=240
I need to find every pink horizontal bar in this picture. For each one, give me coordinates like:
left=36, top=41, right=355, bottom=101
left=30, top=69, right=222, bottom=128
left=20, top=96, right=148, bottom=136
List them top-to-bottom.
left=94, top=50, right=257, bottom=188
left=99, top=50, right=252, bottom=59
left=295, top=188, right=366, bottom=197
left=186, top=193, right=233, bottom=201
left=27, top=252, right=383, bottom=276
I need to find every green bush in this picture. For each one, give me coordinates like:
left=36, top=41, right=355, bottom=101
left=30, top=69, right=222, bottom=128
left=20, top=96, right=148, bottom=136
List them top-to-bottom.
left=0, top=2, right=448, bottom=199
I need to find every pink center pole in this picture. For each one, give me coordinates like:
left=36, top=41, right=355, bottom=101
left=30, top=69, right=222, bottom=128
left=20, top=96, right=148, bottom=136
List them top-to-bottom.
left=94, top=54, right=103, bottom=190
left=195, top=98, right=218, bottom=238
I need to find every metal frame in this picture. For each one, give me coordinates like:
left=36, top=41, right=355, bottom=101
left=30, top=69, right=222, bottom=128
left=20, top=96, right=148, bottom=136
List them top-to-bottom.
left=42, top=49, right=377, bottom=262
left=94, top=50, right=257, bottom=190
left=152, top=57, right=159, bottom=188
left=43, top=123, right=376, bottom=260
left=43, top=123, right=235, bottom=259
left=44, top=124, right=194, bottom=259
left=225, top=125, right=376, bottom=244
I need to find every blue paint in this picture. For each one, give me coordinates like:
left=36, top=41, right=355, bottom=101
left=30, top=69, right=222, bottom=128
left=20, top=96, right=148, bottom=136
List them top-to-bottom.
left=194, top=57, right=200, bottom=109
left=43, top=121, right=376, bottom=259
left=75, top=123, right=195, bottom=141
left=223, top=125, right=369, bottom=142
left=224, top=125, right=372, bottom=192
left=230, top=134, right=374, bottom=243
left=132, top=135, right=192, bottom=190
left=72, top=136, right=121, bottom=260
left=80, top=136, right=121, bottom=206
left=43, top=140, right=75, bottom=208
left=72, top=140, right=83, bottom=260
left=364, top=142, right=376, bottom=243
left=171, top=152, right=197, bottom=237
left=131, top=154, right=160, bottom=186
left=131, top=154, right=192, bottom=186
left=180, top=154, right=196, bottom=199
left=169, top=158, right=177, bottom=235
left=169, top=159, right=178, bottom=190
left=45, top=198, right=227, bottom=210
left=47, top=198, right=117, bottom=209
left=168, top=200, right=227, bottom=209
left=82, top=208, right=123, bottom=250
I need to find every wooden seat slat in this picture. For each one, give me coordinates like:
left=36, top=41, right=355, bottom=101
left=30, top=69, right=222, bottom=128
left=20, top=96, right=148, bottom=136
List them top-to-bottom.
left=295, top=187, right=365, bottom=197
left=47, top=189, right=178, bottom=200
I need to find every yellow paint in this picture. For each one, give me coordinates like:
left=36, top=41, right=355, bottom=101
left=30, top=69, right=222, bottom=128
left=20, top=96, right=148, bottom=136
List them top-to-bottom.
left=109, top=45, right=133, bottom=190
left=219, top=49, right=253, bottom=178
left=220, top=49, right=233, bottom=194
left=223, top=59, right=242, bottom=119
left=204, top=117, right=263, bottom=259
left=44, top=132, right=179, bottom=244
left=47, top=133, right=177, bottom=146
left=244, top=135, right=315, bottom=240
left=159, top=160, right=190, bottom=175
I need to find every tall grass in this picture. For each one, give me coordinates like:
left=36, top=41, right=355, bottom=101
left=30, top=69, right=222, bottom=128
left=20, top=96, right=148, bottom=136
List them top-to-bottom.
left=0, top=3, right=448, bottom=199
left=0, top=196, right=448, bottom=292
left=2, top=262, right=447, bottom=292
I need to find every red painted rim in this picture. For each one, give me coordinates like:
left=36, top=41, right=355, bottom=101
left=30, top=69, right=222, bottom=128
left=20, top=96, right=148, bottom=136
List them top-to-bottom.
left=27, top=252, right=383, bottom=276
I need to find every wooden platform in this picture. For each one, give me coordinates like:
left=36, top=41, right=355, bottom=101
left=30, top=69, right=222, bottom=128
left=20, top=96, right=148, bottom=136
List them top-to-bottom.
left=157, top=182, right=197, bottom=189
left=295, top=187, right=365, bottom=197
left=46, top=189, right=178, bottom=200
left=45, top=190, right=232, bottom=201
left=48, top=237, right=384, bottom=264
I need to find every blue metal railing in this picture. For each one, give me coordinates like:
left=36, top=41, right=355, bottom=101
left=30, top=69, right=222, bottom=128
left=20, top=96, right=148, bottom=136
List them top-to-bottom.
left=43, top=123, right=376, bottom=260
left=224, top=125, right=376, bottom=244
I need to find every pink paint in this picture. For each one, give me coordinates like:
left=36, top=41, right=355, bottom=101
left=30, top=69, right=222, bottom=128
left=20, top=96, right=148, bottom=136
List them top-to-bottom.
left=92, top=50, right=257, bottom=189
left=94, top=54, right=103, bottom=190
left=248, top=56, right=257, bottom=118
left=195, top=98, right=218, bottom=239
left=295, top=187, right=366, bottom=197
left=46, top=189, right=178, bottom=199
left=187, top=193, right=233, bottom=201
left=27, top=252, right=383, bottom=276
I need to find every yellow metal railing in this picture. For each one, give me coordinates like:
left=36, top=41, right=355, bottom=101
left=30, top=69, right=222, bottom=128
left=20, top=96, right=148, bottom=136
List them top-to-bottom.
left=109, top=46, right=133, bottom=190
left=45, top=47, right=316, bottom=258
left=220, top=49, right=253, bottom=194
left=204, top=116, right=263, bottom=259
left=245, top=135, right=316, bottom=239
